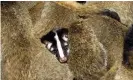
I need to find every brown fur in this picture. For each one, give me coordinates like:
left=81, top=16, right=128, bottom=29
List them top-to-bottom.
left=1, top=1, right=133, bottom=80
left=56, top=1, right=133, bottom=27
left=1, top=2, right=74, bottom=80
left=68, top=14, right=130, bottom=80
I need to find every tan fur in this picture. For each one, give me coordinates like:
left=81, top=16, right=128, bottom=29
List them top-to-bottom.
left=1, top=1, right=133, bottom=80
left=56, top=1, right=133, bottom=27
left=1, top=2, right=74, bottom=80
left=68, top=14, right=132, bottom=80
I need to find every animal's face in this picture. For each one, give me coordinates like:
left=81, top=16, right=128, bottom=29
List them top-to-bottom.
left=41, top=28, right=69, bottom=63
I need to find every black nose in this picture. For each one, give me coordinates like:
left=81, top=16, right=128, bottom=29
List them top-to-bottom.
left=59, top=57, right=68, bottom=63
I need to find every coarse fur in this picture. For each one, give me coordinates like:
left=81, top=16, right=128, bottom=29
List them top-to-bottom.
left=1, top=1, right=133, bottom=80
left=56, top=1, right=133, bottom=27
left=1, top=2, right=74, bottom=80
left=68, top=14, right=129, bottom=80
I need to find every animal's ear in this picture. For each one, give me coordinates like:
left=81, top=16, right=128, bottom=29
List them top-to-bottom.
left=100, top=9, right=121, bottom=22
left=62, top=34, right=68, bottom=42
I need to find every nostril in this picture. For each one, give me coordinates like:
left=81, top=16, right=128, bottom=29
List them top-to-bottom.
left=59, top=57, right=68, bottom=63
